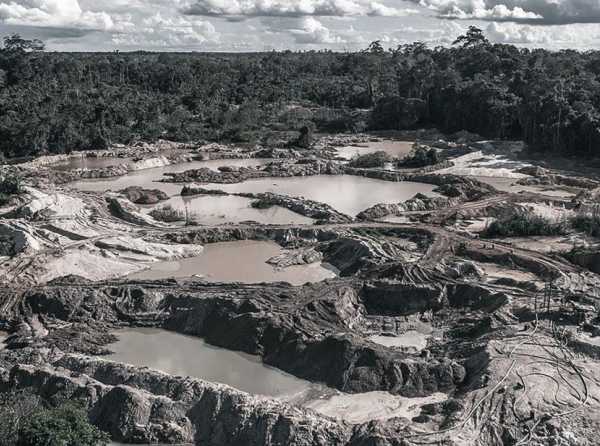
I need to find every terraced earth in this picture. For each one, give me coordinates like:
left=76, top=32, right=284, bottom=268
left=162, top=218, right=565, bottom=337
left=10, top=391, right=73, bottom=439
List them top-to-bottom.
left=1, top=133, right=600, bottom=446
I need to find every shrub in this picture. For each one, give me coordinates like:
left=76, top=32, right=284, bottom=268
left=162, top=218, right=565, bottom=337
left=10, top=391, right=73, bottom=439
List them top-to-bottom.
left=397, top=146, right=439, bottom=168
left=348, top=150, right=391, bottom=168
left=0, top=173, right=22, bottom=205
left=148, top=204, right=186, bottom=222
left=483, top=214, right=568, bottom=238
left=571, top=214, right=600, bottom=237
left=0, top=391, right=39, bottom=445
left=17, top=402, right=109, bottom=446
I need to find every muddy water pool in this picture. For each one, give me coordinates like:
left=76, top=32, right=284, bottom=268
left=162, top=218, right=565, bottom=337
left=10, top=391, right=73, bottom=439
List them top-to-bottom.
left=336, top=140, right=414, bottom=160
left=69, top=158, right=274, bottom=196
left=204, top=175, right=437, bottom=217
left=141, top=194, right=313, bottom=225
left=127, top=240, right=337, bottom=285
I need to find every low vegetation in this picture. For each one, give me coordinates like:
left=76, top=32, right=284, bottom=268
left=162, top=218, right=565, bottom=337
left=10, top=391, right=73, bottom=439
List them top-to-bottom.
left=397, top=146, right=440, bottom=168
left=348, top=151, right=391, bottom=168
left=0, top=172, right=23, bottom=205
left=148, top=204, right=186, bottom=222
left=483, top=214, right=568, bottom=238
left=571, top=214, right=600, bottom=237
left=0, top=392, right=108, bottom=446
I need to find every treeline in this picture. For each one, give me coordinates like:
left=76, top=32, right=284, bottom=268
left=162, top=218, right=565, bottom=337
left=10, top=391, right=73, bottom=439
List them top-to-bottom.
left=1, top=28, right=600, bottom=159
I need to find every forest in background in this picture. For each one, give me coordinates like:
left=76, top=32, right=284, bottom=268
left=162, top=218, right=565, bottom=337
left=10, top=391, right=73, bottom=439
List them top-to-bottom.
left=0, top=27, right=599, bottom=159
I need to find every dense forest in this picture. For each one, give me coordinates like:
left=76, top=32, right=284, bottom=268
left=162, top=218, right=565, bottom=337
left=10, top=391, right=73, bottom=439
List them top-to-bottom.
left=1, top=27, right=600, bottom=159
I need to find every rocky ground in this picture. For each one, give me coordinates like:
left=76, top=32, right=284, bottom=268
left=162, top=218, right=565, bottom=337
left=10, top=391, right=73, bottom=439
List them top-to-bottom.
left=1, top=132, right=600, bottom=445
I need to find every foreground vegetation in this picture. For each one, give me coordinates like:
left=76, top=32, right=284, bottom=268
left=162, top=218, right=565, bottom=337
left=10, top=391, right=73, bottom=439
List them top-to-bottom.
left=1, top=28, right=600, bottom=159
left=483, top=214, right=568, bottom=238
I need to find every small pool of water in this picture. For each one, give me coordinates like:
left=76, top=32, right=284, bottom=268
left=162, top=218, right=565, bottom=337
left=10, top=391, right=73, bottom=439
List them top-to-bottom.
left=336, top=140, right=414, bottom=160
left=52, top=156, right=134, bottom=171
left=204, top=175, right=437, bottom=217
left=142, top=194, right=313, bottom=225
left=127, top=240, right=337, bottom=284
left=108, top=328, right=325, bottom=400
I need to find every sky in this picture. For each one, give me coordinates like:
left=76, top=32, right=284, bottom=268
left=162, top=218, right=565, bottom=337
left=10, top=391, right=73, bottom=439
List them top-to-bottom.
left=0, top=0, right=599, bottom=52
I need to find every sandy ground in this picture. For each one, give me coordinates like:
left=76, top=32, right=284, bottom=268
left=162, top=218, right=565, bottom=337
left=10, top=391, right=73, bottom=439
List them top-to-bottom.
left=369, top=330, right=429, bottom=350
left=307, top=391, right=448, bottom=424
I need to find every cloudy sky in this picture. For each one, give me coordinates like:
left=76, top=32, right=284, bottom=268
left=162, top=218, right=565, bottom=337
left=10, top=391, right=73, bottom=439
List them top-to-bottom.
left=0, top=0, right=598, bottom=52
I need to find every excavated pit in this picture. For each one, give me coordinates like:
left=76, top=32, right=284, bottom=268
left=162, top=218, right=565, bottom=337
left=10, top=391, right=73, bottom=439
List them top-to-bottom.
left=2, top=136, right=600, bottom=446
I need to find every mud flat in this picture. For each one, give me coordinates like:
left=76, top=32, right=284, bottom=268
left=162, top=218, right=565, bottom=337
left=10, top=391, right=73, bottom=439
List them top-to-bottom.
left=336, top=140, right=414, bottom=160
left=204, top=175, right=438, bottom=216
left=471, top=175, right=575, bottom=197
left=127, top=240, right=338, bottom=284
left=368, top=330, right=429, bottom=350
left=305, top=391, right=447, bottom=424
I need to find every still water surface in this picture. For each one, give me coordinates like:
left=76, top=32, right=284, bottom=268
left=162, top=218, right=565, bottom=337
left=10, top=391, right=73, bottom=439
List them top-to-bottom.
left=336, top=140, right=414, bottom=160
left=53, top=156, right=134, bottom=171
left=70, top=158, right=273, bottom=196
left=205, top=175, right=437, bottom=216
left=141, top=194, right=313, bottom=225
left=127, top=240, right=337, bottom=284
left=108, top=328, right=324, bottom=399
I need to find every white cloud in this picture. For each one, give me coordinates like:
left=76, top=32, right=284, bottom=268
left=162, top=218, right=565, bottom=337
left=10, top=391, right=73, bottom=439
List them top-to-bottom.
left=0, top=0, right=116, bottom=30
left=183, top=0, right=416, bottom=19
left=413, top=0, right=600, bottom=24
left=111, top=12, right=218, bottom=47
left=290, top=17, right=342, bottom=43
left=485, top=22, right=600, bottom=47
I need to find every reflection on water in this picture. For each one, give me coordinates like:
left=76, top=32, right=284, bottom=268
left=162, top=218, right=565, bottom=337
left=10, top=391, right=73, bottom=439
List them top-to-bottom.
left=336, top=140, right=414, bottom=160
left=52, top=156, right=134, bottom=171
left=69, top=158, right=273, bottom=195
left=205, top=175, right=437, bottom=216
left=141, top=194, right=313, bottom=225
left=127, top=240, right=337, bottom=284
left=108, top=328, right=325, bottom=399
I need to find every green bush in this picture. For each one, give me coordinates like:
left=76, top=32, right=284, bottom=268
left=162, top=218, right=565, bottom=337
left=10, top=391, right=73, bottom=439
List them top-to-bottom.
left=397, top=147, right=439, bottom=168
left=348, top=151, right=391, bottom=168
left=0, top=173, right=22, bottom=205
left=148, top=204, right=186, bottom=222
left=483, top=214, right=568, bottom=238
left=571, top=214, right=600, bottom=237
left=17, top=402, right=109, bottom=446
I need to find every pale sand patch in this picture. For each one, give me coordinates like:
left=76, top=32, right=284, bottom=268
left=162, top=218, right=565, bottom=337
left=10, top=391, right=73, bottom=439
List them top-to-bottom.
left=369, top=331, right=429, bottom=350
left=307, top=391, right=447, bottom=424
